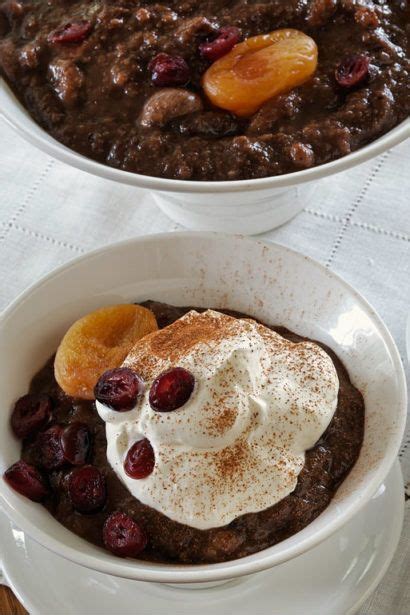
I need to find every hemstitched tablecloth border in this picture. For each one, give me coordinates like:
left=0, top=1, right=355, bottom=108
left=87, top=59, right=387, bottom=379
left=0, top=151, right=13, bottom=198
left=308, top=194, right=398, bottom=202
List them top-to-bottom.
left=0, top=118, right=409, bottom=614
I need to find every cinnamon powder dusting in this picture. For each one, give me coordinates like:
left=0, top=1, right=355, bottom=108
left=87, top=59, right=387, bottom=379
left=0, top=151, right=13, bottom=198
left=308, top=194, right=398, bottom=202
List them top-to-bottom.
left=111, top=309, right=340, bottom=529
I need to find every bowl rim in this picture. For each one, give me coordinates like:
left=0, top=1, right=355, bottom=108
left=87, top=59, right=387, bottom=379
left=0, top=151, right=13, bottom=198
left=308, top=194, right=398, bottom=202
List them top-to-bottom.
left=1, top=79, right=409, bottom=194
left=0, top=231, right=407, bottom=583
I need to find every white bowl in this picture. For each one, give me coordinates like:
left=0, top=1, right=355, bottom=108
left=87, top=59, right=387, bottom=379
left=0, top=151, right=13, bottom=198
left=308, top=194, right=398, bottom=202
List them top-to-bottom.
left=1, top=79, right=409, bottom=234
left=0, top=232, right=407, bottom=585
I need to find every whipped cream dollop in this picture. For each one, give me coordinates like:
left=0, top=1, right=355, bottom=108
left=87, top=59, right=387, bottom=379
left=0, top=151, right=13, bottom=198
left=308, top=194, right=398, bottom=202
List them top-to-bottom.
left=97, top=310, right=339, bottom=530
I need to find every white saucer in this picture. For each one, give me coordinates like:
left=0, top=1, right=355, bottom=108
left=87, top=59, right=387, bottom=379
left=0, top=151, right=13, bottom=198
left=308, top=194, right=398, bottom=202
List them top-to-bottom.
left=0, top=461, right=404, bottom=615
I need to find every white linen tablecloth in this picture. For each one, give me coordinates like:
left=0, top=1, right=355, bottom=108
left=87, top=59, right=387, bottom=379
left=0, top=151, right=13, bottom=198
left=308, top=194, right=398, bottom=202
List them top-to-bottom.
left=0, top=117, right=409, bottom=614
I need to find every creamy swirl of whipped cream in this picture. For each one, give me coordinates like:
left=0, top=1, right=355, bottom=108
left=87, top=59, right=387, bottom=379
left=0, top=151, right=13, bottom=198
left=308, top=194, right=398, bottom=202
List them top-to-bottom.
left=96, top=310, right=339, bottom=530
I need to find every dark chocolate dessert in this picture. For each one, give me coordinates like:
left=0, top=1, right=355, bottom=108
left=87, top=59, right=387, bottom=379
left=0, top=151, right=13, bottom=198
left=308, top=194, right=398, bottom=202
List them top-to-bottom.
left=0, top=0, right=408, bottom=180
left=5, top=301, right=364, bottom=564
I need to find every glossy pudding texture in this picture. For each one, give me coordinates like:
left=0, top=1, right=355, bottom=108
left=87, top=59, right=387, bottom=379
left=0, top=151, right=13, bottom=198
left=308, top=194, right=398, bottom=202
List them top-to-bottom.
left=0, top=0, right=409, bottom=181
left=11, top=301, right=364, bottom=564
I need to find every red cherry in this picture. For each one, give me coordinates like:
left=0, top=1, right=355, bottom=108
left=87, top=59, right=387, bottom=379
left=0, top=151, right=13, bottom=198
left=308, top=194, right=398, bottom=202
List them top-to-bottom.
left=48, top=20, right=92, bottom=45
left=199, top=26, right=241, bottom=62
left=148, top=53, right=190, bottom=87
left=335, top=55, right=370, bottom=87
left=149, top=367, right=195, bottom=412
left=94, top=368, right=144, bottom=411
left=10, top=394, right=52, bottom=440
left=61, top=422, right=90, bottom=466
left=38, top=425, right=65, bottom=470
left=124, top=438, right=155, bottom=479
left=4, top=460, right=49, bottom=502
left=68, top=465, right=106, bottom=513
left=103, top=511, right=147, bottom=557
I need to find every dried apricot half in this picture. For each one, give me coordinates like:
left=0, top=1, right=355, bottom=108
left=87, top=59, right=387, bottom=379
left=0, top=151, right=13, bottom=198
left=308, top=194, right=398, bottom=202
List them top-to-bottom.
left=202, top=29, right=318, bottom=117
left=54, top=304, right=158, bottom=399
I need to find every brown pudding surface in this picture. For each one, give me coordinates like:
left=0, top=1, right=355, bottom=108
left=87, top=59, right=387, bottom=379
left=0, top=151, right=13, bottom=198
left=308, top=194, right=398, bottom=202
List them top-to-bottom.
left=0, top=0, right=409, bottom=181
left=21, top=302, right=364, bottom=564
